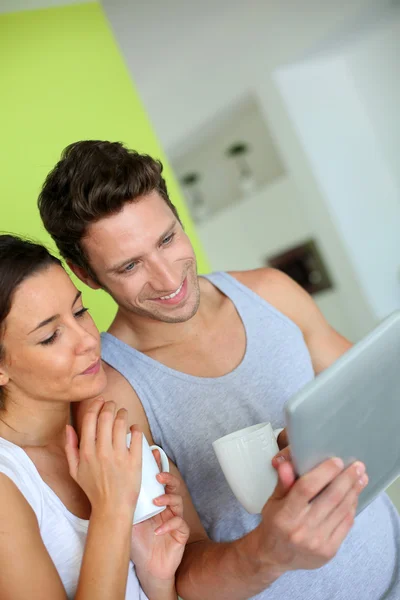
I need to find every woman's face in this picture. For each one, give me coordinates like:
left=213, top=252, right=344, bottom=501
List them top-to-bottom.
left=0, top=264, right=107, bottom=405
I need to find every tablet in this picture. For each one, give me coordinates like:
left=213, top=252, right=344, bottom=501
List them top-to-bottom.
left=285, top=310, right=400, bottom=514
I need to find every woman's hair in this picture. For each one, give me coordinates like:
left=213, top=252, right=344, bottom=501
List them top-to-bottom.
left=0, top=235, right=62, bottom=405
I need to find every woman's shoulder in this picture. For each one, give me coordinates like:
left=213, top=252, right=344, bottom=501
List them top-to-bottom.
left=0, top=437, right=43, bottom=523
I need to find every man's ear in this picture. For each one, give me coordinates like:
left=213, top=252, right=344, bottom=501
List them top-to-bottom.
left=67, top=261, right=101, bottom=290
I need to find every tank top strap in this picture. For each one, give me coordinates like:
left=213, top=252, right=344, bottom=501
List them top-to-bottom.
left=203, top=271, right=300, bottom=334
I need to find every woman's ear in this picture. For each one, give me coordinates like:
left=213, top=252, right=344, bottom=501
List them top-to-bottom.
left=0, top=357, right=9, bottom=388
left=0, top=373, right=9, bottom=388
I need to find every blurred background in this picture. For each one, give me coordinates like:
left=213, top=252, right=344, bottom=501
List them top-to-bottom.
left=0, top=0, right=399, bottom=506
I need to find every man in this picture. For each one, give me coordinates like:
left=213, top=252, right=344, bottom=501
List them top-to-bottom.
left=38, top=140, right=399, bottom=600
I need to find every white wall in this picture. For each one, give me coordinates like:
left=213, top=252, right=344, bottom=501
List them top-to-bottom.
left=274, top=9, right=400, bottom=321
left=348, top=14, right=400, bottom=190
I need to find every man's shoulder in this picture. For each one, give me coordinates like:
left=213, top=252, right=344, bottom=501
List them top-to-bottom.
left=227, top=267, right=318, bottom=334
left=228, top=267, right=300, bottom=300
left=101, top=361, right=139, bottom=400
left=100, top=362, right=153, bottom=438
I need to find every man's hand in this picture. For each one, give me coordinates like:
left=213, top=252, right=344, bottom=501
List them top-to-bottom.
left=253, top=456, right=368, bottom=575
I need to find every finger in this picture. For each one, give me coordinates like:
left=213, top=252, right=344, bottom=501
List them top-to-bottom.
left=79, top=397, right=105, bottom=451
left=97, top=401, right=116, bottom=450
left=112, top=408, right=128, bottom=452
left=64, top=424, right=79, bottom=480
left=128, top=425, right=143, bottom=474
left=277, top=428, right=289, bottom=450
left=272, top=445, right=292, bottom=469
left=152, top=448, right=162, bottom=472
left=285, top=457, right=345, bottom=513
left=270, top=461, right=297, bottom=501
left=308, top=462, right=366, bottom=526
left=156, top=471, right=180, bottom=492
left=320, top=473, right=367, bottom=539
left=153, top=493, right=184, bottom=517
left=325, top=499, right=358, bottom=554
left=154, top=515, right=189, bottom=541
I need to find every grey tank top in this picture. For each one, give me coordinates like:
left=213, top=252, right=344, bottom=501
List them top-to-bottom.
left=102, top=272, right=400, bottom=599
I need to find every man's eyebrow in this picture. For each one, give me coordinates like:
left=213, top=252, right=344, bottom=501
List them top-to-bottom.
left=107, top=221, right=177, bottom=273
left=28, top=291, right=82, bottom=334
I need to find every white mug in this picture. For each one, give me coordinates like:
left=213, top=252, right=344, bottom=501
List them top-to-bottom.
left=213, top=423, right=283, bottom=514
left=126, top=433, right=170, bottom=524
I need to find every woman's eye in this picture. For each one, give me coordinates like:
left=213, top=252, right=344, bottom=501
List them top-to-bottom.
left=74, top=307, right=89, bottom=318
left=40, top=331, right=59, bottom=346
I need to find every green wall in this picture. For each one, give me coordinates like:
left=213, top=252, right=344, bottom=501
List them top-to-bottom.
left=0, top=2, right=209, bottom=330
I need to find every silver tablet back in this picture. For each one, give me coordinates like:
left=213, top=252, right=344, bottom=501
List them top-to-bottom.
left=285, top=311, right=400, bottom=514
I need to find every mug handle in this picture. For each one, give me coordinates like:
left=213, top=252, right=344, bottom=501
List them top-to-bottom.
left=150, top=445, right=170, bottom=473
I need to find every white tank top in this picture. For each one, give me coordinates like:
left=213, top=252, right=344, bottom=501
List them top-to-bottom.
left=0, top=436, right=147, bottom=600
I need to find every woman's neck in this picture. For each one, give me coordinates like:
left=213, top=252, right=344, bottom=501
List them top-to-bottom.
left=0, top=394, right=71, bottom=449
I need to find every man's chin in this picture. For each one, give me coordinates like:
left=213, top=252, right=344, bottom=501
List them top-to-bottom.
left=145, top=297, right=200, bottom=324
left=149, top=307, right=197, bottom=324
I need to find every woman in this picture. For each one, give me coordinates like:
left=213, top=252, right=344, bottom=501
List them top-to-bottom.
left=0, top=234, right=189, bottom=600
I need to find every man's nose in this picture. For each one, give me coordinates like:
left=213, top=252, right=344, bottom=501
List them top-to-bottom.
left=149, top=259, right=180, bottom=294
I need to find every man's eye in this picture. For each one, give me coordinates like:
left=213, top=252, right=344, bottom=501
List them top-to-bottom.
left=162, top=233, right=174, bottom=245
left=123, top=262, right=136, bottom=273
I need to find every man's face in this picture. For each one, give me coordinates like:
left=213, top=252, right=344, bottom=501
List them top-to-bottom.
left=81, top=191, right=200, bottom=323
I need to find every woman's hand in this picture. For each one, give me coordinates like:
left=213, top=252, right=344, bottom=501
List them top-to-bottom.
left=65, top=397, right=143, bottom=519
left=130, top=463, right=189, bottom=590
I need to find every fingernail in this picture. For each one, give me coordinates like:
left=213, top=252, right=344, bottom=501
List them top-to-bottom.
left=275, top=455, right=286, bottom=463
left=332, top=457, right=344, bottom=469
left=354, top=462, right=365, bottom=477
left=359, top=474, right=368, bottom=487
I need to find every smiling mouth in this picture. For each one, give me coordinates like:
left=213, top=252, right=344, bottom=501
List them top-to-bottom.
left=148, top=277, right=188, bottom=305
left=158, top=281, right=184, bottom=300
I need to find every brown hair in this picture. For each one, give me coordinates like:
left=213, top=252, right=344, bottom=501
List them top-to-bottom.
left=38, top=140, right=180, bottom=282
left=0, top=235, right=62, bottom=406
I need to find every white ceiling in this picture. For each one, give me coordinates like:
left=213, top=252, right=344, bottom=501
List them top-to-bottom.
left=1, top=0, right=389, bottom=152
left=101, top=0, right=387, bottom=150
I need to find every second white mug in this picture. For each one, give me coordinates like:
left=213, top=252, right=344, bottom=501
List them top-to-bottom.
left=213, top=422, right=282, bottom=514
left=126, top=432, right=170, bottom=524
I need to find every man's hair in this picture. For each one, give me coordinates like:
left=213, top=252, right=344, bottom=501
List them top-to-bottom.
left=38, top=140, right=180, bottom=279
